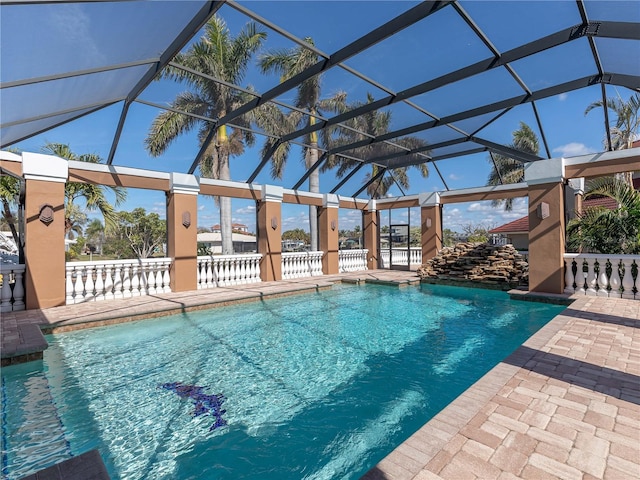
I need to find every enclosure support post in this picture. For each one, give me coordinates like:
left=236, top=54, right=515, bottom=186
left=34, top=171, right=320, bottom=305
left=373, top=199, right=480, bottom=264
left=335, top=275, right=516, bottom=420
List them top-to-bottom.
left=22, top=153, right=68, bottom=309
left=526, top=158, right=566, bottom=294
left=167, top=173, right=199, bottom=292
left=258, top=185, right=283, bottom=281
left=420, top=192, right=442, bottom=264
left=319, top=194, right=339, bottom=274
left=363, top=200, right=379, bottom=270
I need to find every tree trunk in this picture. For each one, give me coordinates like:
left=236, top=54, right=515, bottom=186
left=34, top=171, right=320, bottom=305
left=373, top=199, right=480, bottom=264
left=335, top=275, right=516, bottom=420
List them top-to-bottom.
left=308, top=144, right=319, bottom=251
left=219, top=151, right=233, bottom=255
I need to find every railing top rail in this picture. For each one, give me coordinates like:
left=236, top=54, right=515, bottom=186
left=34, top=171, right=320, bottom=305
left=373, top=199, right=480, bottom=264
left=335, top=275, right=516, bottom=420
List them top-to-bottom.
left=282, top=251, right=324, bottom=257
left=197, top=253, right=262, bottom=261
left=564, top=253, right=640, bottom=261
left=65, top=257, right=172, bottom=268
left=0, top=263, right=25, bottom=272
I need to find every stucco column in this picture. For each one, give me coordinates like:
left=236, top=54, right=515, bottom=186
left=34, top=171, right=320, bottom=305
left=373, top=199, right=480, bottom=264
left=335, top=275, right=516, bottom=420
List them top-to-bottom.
left=22, top=152, right=68, bottom=309
left=525, top=158, right=566, bottom=294
left=166, top=173, right=199, bottom=292
left=257, top=185, right=282, bottom=281
left=419, top=192, right=442, bottom=264
left=319, top=193, right=339, bottom=274
left=363, top=200, right=379, bottom=270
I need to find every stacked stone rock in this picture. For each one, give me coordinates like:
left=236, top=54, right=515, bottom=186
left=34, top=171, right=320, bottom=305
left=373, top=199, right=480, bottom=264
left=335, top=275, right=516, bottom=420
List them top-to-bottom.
left=417, top=243, right=528, bottom=289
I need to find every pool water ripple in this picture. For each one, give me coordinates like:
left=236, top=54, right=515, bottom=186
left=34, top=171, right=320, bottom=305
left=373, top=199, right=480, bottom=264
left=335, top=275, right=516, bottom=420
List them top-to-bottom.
left=1, top=284, right=565, bottom=479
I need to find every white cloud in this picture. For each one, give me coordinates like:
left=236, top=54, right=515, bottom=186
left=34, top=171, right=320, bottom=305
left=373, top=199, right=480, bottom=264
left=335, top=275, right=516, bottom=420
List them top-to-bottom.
left=558, top=93, right=568, bottom=101
left=553, top=142, right=592, bottom=157
left=448, top=173, right=461, bottom=181
left=198, top=205, right=205, bottom=211
left=236, top=205, right=256, bottom=214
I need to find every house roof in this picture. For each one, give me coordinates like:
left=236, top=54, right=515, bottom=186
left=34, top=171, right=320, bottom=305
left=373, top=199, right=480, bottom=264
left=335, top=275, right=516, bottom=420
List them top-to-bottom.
left=197, top=232, right=256, bottom=242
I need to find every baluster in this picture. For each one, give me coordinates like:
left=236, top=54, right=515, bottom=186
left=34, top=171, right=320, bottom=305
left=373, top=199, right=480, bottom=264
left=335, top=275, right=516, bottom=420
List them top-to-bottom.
left=255, top=256, right=261, bottom=282
left=563, top=258, right=573, bottom=294
left=621, top=258, right=635, bottom=299
left=196, top=259, right=203, bottom=289
left=203, top=259, right=212, bottom=288
left=212, top=259, right=220, bottom=287
left=230, top=259, right=237, bottom=285
left=598, top=259, right=611, bottom=297
left=632, top=259, right=639, bottom=299
left=162, top=261, right=171, bottom=292
left=140, top=262, right=149, bottom=294
left=146, top=262, right=157, bottom=295
left=130, top=263, right=140, bottom=296
left=154, top=263, right=163, bottom=292
left=94, top=264, right=105, bottom=301
left=104, top=264, right=114, bottom=300
left=113, top=264, right=123, bottom=299
left=122, top=264, right=132, bottom=298
left=84, top=265, right=95, bottom=301
left=65, top=266, right=75, bottom=304
left=74, top=266, right=86, bottom=303
left=1, top=269, right=13, bottom=312
left=11, top=269, right=24, bottom=311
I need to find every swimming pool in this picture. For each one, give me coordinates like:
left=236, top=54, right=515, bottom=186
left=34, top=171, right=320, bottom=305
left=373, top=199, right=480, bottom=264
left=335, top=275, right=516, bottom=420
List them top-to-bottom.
left=1, top=284, right=565, bottom=479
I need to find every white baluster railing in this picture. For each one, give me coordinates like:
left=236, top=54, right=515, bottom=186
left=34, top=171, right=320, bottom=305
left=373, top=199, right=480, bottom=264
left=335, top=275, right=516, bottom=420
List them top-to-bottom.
left=381, top=247, right=422, bottom=268
left=338, top=249, right=369, bottom=272
left=281, top=251, right=324, bottom=279
left=564, top=253, right=639, bottom=299
left=197, top=254, right=262, bottom=288
left=65, top=258, right=172, bottom=304
left=0, top=264, right=25, bottom=312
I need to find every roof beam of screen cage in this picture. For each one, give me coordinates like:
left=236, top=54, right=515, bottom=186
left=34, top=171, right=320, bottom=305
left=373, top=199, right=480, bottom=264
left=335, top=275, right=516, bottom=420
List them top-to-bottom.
left=106, top=0, right=224, bottom=165
left=217, top=0, right=452, bottom=128
left=576, top=0, right=613, bottom=151
left=271, top=20, right=638, bottom=145
left=324, top=73, right=637, bottom=158
left=531, top=101, right=552, bottom=158
left=1, top=102, right=116, bottom=148
left=473, top=138, right=542, bottom=163
left=489, top=151, right=505, bottom=185
left=292, top=153, right=328, bottom=190
left=353, top=168, right=387, bottom=198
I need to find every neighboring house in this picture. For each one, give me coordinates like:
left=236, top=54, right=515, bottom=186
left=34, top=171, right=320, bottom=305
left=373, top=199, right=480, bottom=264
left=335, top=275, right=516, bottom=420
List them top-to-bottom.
left=489, top=175, right=639, bottom=250
left=211, top=223, right=249, bottom=233
left=197, top=232, right=257, bottom=254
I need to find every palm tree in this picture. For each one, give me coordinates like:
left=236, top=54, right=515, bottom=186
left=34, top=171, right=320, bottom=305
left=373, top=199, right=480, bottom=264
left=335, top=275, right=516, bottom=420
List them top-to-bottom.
left=146, top=17, right=266, bottom=254
left=258, top=38, right=348, bottom=250
left=323, top=93, right=429, bottom=199
left=585, top=93, right=640, bottom=185
left=486, top=121, right=540, bottom=211
left=42, top=143, right=127, bottom=237
left=567, top=176, right=640, bottom=254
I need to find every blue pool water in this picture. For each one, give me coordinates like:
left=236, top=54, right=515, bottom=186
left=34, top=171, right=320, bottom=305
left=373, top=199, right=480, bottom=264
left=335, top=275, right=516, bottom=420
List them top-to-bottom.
left=1, top=284, right=565, bottom=479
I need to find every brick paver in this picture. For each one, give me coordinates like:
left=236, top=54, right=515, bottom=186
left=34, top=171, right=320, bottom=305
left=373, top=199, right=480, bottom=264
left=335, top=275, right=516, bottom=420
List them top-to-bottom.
left=364, top=295, right=640, bottom=480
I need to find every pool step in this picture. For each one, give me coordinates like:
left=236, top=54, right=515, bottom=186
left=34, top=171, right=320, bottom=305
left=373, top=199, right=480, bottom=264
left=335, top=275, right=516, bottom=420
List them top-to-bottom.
left=0, top=323, right=48, bottom=366
left=20, top=450, right=110, bottom=480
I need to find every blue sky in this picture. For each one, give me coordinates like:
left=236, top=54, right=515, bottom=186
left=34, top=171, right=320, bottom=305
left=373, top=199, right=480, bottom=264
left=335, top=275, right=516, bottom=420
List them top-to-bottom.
left=6, top=0, right=637, bottom=234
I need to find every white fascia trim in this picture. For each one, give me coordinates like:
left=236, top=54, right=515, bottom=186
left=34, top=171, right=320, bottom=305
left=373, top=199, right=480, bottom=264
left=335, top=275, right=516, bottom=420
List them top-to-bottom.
left=563, top=147, right=640, bottom=170
left=0, top=151, right=22, bottom=162
left=23, top=152, right=68, bottom=183
left=68, top=160, right=171, bottom=180
left=170, top=172, right=200, bottom=195
left=199, top=177, right=259, bottom=192
left=440, top=182, right=528, bottom=198
left=281, top=188, right=324, bottom=200
left=376, top=194, right=420, bottom=206
left=337, top=195, right=369, bottom=207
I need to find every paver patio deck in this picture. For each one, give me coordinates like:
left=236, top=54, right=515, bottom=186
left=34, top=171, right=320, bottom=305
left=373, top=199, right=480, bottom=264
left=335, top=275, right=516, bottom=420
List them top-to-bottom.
left=1, top=271, right=638, bottom=480
left=364, top=294, right=640, bottom=480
